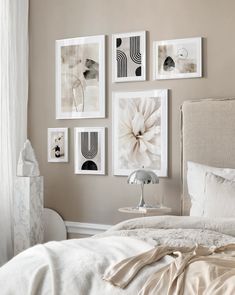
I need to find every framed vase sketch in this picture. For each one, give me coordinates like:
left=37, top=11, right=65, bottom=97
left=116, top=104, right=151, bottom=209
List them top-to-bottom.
left=112, top=31, right=146, bottom=82
left=56, top=35, right=105, bottom=119
left=153, top=37, right=202, bottom=80
left=113, top=90, right=168, bottom=177
left=74, top=127, right=105, bottom=175
left=48, top=128, right=68, bottom=162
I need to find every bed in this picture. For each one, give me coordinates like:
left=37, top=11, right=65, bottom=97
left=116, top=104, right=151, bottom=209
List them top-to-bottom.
left=1, top=98, right=235, bottom=294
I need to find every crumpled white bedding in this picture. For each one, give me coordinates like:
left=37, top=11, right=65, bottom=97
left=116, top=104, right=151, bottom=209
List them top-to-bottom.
left=1, top=216, right=235, bottom=295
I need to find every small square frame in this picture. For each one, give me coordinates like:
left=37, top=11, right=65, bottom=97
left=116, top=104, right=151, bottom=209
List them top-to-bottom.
left=48, top=128, right=68, bottom=162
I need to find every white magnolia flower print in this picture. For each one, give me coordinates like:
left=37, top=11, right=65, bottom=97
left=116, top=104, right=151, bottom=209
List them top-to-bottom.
left=118, top=97, right=161, bottom=169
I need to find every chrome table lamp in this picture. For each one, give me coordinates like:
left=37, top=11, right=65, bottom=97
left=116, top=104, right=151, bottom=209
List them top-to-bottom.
left=127, top=169, right=159, bottom=208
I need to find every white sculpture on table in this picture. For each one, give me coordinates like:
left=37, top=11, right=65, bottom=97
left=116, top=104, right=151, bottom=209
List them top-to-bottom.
left=14, top=139, right=44, bottom=255
left=17, top=139, right=40, bottom=177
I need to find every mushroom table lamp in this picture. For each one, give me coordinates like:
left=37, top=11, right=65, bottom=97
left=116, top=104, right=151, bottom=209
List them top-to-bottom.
left=127, top=169, right=159, bottom=208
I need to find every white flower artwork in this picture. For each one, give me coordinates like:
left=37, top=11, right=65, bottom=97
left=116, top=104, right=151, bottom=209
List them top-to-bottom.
left=113, top=90, right=168, bottom=176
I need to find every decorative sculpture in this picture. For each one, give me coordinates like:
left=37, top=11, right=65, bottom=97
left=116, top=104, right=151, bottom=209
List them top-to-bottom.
left=14, top=139, right=43, bottom=255
left=17, top=139, right=40, bottom=177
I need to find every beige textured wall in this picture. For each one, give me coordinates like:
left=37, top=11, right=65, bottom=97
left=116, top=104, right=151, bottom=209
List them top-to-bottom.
left=29, top=0, right=235, bottom=225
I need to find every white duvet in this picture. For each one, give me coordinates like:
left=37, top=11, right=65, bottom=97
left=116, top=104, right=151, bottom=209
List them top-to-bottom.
left=1, top=216, right=235, bottom=295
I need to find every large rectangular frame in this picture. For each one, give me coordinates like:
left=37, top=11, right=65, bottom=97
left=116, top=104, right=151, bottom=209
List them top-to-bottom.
left=56, top=35, right=105, bottom=119
left=113, top=89, right=168, bottom=177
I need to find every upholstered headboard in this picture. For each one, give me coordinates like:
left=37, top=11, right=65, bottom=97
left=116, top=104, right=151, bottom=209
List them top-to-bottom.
left=181, top=98, right=235, bottom=215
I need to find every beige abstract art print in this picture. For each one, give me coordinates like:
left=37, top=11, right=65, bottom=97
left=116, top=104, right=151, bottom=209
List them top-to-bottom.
left=56, top=35, right=105, bottom=119
left=153, top=37, right=202, bottom=80
left=113, top=90, right=168, bottom=177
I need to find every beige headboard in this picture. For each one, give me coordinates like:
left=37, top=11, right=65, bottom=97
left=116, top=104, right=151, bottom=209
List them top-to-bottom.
left=181, top=98, right=235, bottom=215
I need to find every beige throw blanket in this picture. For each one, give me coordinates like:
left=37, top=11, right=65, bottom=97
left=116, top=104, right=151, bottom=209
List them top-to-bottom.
left=103, top=244, right=235, bottom=295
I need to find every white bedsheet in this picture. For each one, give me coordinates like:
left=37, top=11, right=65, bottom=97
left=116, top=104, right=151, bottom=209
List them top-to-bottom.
left=1, top=216, right=235, bottom=294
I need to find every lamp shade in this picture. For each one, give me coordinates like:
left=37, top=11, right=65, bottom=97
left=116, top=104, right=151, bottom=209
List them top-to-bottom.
left=127, top=169, right=159, bottom=185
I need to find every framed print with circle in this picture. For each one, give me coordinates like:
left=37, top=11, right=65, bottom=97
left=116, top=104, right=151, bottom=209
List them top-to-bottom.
left=112, top=31, right=146, bottom=82
left=56, top=35, right=105, bottom=119
left=153, top=37, right=202, bottom=80
left=74, top=127, right=105, bottom=175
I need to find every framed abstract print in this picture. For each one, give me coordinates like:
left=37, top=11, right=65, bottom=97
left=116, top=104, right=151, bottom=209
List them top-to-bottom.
left=112, top=31, right=146, bottom=82
left=56, top=35, right=105, bottom=119
left=153, top=37, right=202, bottom=80
left=113, top=89, right=168, bottom=177
left=74, top=127, right=105, bottom=175
left=48, top=128, right=68, bottom=162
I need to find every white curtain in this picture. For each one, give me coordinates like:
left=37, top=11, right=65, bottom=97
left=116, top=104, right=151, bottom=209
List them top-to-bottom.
left=0, top=0, right=29, bottom=265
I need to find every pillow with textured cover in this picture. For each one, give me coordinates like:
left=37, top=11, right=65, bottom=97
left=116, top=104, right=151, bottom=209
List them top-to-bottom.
left=187, top=161, right=235, bottom=216
left=204, top=172, right=235, bottom=218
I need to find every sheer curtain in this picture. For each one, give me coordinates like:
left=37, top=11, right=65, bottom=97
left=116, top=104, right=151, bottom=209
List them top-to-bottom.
left=0, top=0, right=29, bottom=265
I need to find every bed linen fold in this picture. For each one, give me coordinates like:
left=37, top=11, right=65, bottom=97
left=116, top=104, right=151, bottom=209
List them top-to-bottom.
left=1, top=216, right=235, bottom=294
left=103, top=244, right=235, bottom=295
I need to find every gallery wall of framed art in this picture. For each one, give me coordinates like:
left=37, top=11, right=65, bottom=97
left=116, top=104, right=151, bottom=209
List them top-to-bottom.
left=30, top=0, right=235, bottom=224
left=50, top=33, right=202, bottom=178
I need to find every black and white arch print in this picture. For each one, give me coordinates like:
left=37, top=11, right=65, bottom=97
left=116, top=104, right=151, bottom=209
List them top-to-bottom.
left=113, top=31, right=146, bottom=82
left=74, top=127, right=105, bottom=175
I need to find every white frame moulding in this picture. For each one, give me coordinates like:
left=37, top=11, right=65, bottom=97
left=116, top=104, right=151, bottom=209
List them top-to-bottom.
left=65, top=221, right=111, bottom=236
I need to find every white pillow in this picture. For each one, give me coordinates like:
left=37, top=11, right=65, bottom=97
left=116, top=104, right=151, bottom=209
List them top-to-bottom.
left=187, top=161, right=235, bottom=216
left=204, top=173, right=235, bottom=218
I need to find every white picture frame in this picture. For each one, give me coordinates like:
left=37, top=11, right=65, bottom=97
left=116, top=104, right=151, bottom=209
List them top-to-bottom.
left=112, top=31, right=146, bottom=82
left=56, top=35, right=105, bottom=119
left=153, top=37, right=202, bottom=80
left=113, top=89, right=168, bottom=177
left=74, top=127, right=105, bottom=175
left=48, top=128, right=68, bottom=162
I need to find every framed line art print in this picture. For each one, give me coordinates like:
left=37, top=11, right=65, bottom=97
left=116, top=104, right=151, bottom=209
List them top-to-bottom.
left=112, top=31, right=146, bottom=82
left=56, top=35, right=105, bottom=119
left=153, top=37, right=202, bottom=80
left=113, top=89, right=168, bottom=177
left=74, top=127, right=105, bottom=175
left=48, top=128, right=68, bottom=162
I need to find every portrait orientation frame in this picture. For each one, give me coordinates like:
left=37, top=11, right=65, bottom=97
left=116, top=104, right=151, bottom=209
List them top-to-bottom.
left=112, top=31, right=146, bottom=82
left=56, top=35, right=105, bottom=119
left=153, top=37, right=202, bottom=80
left=112, top=89, right=168, bottom=177
left=74, top=127, right=105, bottom=175
left=48, top=128, right=68, bottom=162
